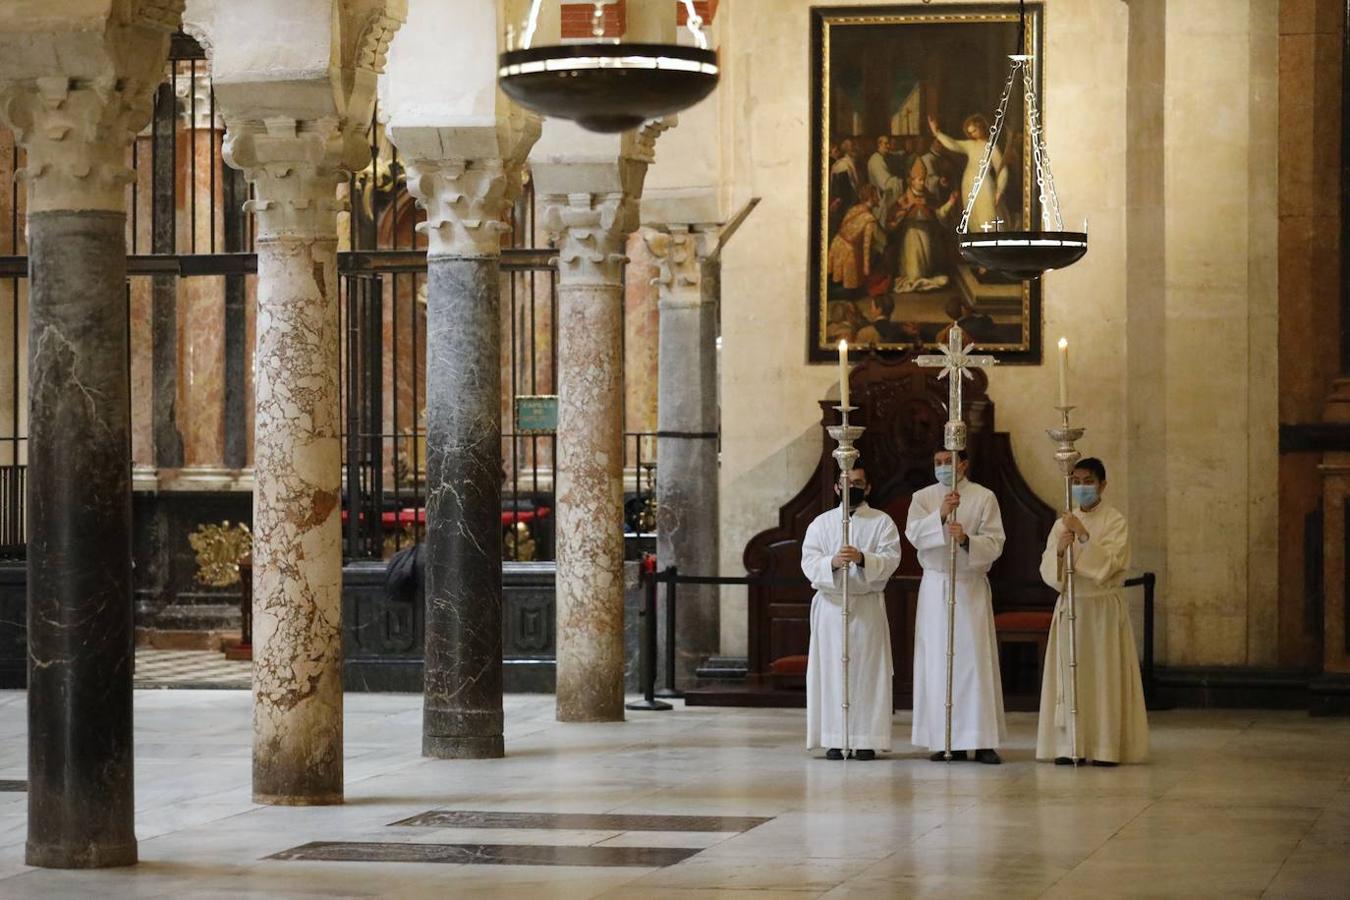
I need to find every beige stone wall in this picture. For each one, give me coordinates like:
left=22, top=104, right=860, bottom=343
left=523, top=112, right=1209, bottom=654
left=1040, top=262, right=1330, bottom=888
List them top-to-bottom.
left=707, top=0, right=1280, bottom=665
left=1160, top=0, right=1279, bottom=665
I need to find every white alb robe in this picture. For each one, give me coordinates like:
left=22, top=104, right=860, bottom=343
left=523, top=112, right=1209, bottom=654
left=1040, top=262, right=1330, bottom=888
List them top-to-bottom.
left=905, top=479, right=1007, bottom=751
left=801, top=502, right=903, bottom=751
left=1036, top=503, right=1149, bottom=763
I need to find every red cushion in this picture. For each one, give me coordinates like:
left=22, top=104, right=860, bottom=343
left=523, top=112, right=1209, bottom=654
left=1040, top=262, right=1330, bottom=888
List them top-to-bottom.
left=994, top=611, right=1054, bottom=632
left=770, top=654, right=809, bottom=675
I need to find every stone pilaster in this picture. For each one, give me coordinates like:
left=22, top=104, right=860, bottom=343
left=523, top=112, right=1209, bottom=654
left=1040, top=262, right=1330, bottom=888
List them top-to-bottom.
left=0, top=1, right=182, bottom=869
left=397, top=116, right=539, bottom=759
left=223, top=118, right=348, bottom=804
left=643, top=224, right=720, bottom=689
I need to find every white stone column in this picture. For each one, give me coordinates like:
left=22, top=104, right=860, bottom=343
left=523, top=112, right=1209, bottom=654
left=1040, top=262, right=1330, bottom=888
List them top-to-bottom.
left=0, top=0, right=182, bottom=869
left=197, top=0, right=405, bottom=805
left=222, top=118, right=349, bottom=804
left=535, top=119, right=671, bottom=721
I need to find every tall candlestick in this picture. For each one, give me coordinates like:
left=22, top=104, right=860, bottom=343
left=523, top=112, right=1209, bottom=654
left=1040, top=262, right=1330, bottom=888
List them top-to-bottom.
left=1057, top=336, right=1069, bottom=408
left=838, top=339, right=850, bottom=408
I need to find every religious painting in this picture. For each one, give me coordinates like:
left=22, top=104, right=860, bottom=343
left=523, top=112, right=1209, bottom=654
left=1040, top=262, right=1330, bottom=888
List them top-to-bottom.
left=809, top=4, right=1044, bottom=364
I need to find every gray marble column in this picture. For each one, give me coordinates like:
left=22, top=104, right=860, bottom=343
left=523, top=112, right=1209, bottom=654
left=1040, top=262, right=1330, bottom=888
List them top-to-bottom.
left=0, top=10, right=179, bottom=867
left=224, top=120, right=347, bottom=805
left=399, top=134, right=537, bottom=757
left=26, top=211, right=137, bottom=869
left=644, top=226, right=720, bottom=689
left=423, top=255, right=503, bottom=756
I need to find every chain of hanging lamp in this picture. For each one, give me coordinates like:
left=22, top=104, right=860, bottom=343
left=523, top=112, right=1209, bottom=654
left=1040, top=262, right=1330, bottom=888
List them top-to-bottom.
left=519, top=0, right=708, bottom=50
left=956, top=0, right=1064, bottom=235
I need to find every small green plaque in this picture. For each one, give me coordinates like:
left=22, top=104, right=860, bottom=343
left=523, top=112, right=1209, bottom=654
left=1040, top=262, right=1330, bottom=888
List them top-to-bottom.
left=515, top=395, right=559, bottom=435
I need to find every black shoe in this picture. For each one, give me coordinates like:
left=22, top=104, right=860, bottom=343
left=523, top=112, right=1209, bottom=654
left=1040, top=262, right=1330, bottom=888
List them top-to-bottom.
left=825, top=748, right=844, bottom=760
left=854, top=749, right=876, bottom=761
left=974, top=749, right=1002, bottom=765
left=929, top=750, right=968, bottom=762
left=1054, top=757, right=1087, bottom=766
left=1091, top=760, right=1119, bottom=768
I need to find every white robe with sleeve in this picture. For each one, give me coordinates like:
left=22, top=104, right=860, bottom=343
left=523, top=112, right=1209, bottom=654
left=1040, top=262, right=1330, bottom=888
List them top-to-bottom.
left=905, top=479, right=1007, bottom=751
left=801, top=502, right=903, bottom=751
left=1036, top=504, right=1149, bottom=763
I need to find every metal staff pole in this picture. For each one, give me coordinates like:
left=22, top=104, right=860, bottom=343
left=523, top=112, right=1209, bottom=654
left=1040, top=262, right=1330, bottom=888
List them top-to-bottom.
left=917, top=325, right=996, bottom=762
left=827, top=406, right=864, bottom=760
left=1048, top=406, right=1085, bottom=765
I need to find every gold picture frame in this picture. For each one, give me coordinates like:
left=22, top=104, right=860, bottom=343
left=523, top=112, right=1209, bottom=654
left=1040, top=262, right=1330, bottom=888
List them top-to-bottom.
left=809, top=3, right=1045, bottom=364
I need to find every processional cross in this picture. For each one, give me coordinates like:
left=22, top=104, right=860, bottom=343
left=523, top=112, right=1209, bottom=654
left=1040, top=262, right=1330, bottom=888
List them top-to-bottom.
left=916, top=324, right=997, bottom=760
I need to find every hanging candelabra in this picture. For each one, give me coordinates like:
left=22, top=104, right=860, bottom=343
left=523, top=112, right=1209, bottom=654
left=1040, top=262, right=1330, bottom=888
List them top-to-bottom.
left=498, top=0, right=720, bottom=133
left=955, top=1, right=1087, bottom=279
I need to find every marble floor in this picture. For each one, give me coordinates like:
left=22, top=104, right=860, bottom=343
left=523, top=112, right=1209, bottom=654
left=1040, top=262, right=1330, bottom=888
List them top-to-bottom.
left=0, top=690, right=1346, bottom=898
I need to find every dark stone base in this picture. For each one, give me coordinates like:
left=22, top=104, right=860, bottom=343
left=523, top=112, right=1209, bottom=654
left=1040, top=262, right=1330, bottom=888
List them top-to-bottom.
left=133, top=488, right=252, bottom=631
left=342, top=560, right=643, bottom=695
left=0, top=561, right=24, bottom=689
left=1152, top=666, right=1315, bottom=710
left=1309, top=674, right=1350, bottom=716
left=424, top=734, right=505, bottom=759
left=26, top=840, right=137, bottom=870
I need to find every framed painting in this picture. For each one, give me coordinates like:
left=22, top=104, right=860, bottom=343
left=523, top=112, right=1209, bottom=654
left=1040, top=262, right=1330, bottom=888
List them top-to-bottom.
left=808, top=3, right=1045, bottom=363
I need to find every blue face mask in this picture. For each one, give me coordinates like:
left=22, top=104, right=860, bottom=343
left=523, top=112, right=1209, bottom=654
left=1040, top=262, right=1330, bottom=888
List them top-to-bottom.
left=935, top=464, right=955, bottom=487
left=1071, top=484, right=1099, bottom=509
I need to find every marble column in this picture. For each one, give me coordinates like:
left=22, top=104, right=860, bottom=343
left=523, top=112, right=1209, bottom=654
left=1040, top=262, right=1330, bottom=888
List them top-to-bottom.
left=0, top=9, right=179, bottom=866
left=223, top=120, right=348, bottom=804
left=536, top=121, right=670, bottom=722
left=399, top=123, right=537, bottom=757
left=547, top=192, right=634, bottom=721
left=643, top=225, right=720, bottom=689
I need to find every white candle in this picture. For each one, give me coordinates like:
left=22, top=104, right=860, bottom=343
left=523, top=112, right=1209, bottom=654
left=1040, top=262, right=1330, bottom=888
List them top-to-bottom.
left=1057, top=337, right=1069, bottom=408
left=838, top=339, right=850, bottom=408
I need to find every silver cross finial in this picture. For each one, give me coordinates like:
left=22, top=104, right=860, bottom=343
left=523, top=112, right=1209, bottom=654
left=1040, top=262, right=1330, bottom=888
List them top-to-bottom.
left=916, top=325, right=998, bottom=452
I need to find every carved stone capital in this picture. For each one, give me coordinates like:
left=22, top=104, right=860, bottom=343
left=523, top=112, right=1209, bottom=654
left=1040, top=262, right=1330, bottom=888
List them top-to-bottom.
left=0, top=1, right=183, bottom=214
left=175, top=71, right=222, bottom=131
left=396, top=114, right=542, bottom=258
left=223, top=117, right=352, bottom=241
left=405, top=158, right=511, bottom=258
left=540, top=192, right=639, bottom=285
left=641, top=224, right=715, bottom=307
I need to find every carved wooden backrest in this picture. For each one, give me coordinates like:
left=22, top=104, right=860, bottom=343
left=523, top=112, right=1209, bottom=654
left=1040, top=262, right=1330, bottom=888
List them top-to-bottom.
left=742, top=353, right=1058, bottom=681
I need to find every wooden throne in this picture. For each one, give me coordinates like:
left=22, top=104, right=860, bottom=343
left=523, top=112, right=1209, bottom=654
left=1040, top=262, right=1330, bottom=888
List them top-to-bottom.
left=740, top=352, right=1059, bottom=708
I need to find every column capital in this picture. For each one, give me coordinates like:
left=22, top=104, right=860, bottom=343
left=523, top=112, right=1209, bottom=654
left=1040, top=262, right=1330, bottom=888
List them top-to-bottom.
left=203, top=0, right=406, bottom=240
left=0, top=3, right=182, bottom=214
left=394, top=116, right=542, bottom=258
left=223, top=117, right=352, bottom=241
left=534, top=118, right=674, bottom=285
left=541, top=191, right=639, bottom=285
left=641, top=224, right=717, bottom=306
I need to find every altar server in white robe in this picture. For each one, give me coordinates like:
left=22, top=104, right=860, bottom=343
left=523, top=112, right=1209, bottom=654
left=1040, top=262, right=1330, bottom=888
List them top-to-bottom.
left=906, top=449, right=1007, bottom=763
left=1036, top=457, right=1149, bottom=766
left=801, top=465, right=903, bottom=760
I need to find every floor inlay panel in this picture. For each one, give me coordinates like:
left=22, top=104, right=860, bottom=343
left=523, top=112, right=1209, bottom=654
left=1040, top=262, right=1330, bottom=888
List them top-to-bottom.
left=389, top=810, right=772, bottom=833
left=268, top=841, right=701, bottom=868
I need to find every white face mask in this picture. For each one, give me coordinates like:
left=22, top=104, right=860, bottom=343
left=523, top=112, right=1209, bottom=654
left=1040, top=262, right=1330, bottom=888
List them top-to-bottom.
left=935, top=464, right=955, bottom=487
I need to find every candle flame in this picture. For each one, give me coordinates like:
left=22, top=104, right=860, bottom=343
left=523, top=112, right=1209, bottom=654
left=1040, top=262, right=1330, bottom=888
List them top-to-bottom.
left=1058, top=337, right=1068, bottom=350
left=839, top=339, right=848, bottom=352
